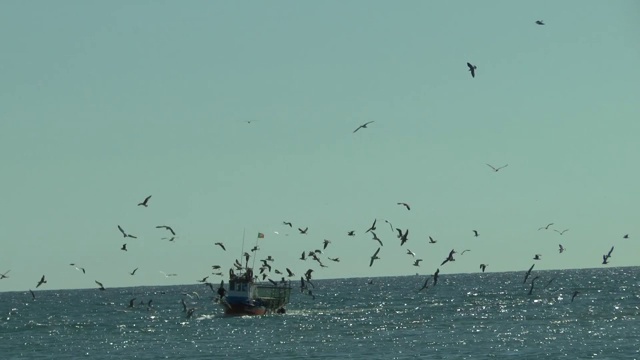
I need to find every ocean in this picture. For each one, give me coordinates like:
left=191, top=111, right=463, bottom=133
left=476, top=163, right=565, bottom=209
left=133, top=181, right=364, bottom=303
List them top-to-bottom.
left=1, top=267, right=639, bottom=359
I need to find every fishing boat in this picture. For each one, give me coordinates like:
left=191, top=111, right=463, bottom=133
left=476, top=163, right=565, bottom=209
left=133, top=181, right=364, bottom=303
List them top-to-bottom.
left=219, top=267, right=292, bottom=316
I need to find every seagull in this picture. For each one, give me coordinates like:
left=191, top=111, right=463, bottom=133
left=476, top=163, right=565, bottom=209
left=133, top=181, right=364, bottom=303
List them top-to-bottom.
left=535, top=20, right=545, bottom=25
left=467, top=62, right=477, bottom=78
left=353, top=121, right=374, bottom=133
left=486, top=164, right=508, bottom=172
left=138, top=195, right=152, bottom=207
left=397, top=202, right=410, bottom=211
left=365, top=219, right=377, bottom=233
left=384, top=220, right=394, bottom=232
left=282, top=221, right=293, bottom=227
left=538, top=223, right=554, bottom=230
left=117, top=225, right=137, bottom=239
left=156, top=225, right=175, bottom=235
left=298, top=227, right=308, bottom=234
left=399, top=229, right=409, bottom=246
left=554, top=229, right=569, bottom=235
left=347, top=230, right=355, bottom=237
left=472, top=230, right=479, bottom=237
left=371, top=232, right=383, bottom=246
left=623, top=234, right=629, bottom=239
left=428, top=236, right=437, bottom=244
left=323, top=239, right=331, bottom=250
left=214, top=242, right=226, bottom=251
left=121, top=244, right=127, bottom=251
left=558, top=244, right=565, bottom=253
left=602, top=246, right=614, bottom=264
left=369, top=248, right=381, bottom=267
left=406, top=249, right=416, bottom=257
left=441, top=249, right=456, bottom=266
left=461, top=249, right=471, bottom=255
left=299, top=252, right=306, bottom=261
left=533, top=254, right=542, bottom=260
left=328, top=257, right=340, bottom=262
left=412, top=259, right=423, bottom=267
left=70, top=264, right=86, bottom=274
left=480, top=264, right=488, bottom=272
left=523, top=264, right=535, bottom=283
left=130, top=268, right=138, bottom=275
left=286, top=268, right=295, bottom=277
left=433, top=268, right=440, bottom=286
left=0, top=270, right=10, bottom=279
left=160, top=271, right=177, bottom=277
left=36, top=275, right=47, bottom=288
left=528, top=276, right=539, bottom=295
left=419, top=277, right=430, bottom=292
left=95, top=280, right=106, bottom=291
left=29, top=289, right=35, bottom=300
left=571, top=291, right=580, bottom=302
left=186, top=308, right=196, bottom=319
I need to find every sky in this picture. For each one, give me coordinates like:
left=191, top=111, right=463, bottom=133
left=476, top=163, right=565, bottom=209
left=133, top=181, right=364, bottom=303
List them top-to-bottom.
left=1, top=1, right=639, bottom=292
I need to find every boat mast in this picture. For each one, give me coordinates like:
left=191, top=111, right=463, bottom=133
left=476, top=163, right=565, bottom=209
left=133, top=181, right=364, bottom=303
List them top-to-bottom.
left=239, top=228, right=246, bottom=270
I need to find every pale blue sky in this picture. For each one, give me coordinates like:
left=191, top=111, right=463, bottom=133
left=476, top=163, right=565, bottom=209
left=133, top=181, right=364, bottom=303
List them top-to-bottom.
left=1, top=1, right=639, bottom=292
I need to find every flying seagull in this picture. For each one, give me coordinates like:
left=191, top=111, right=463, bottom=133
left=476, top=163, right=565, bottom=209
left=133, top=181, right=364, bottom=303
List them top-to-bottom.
left=535, top=20, right=545, bottom=25
left=467, top=62, right=477, bottom=78
left=353, top=121, right=374, bottom=133
left=486, top=164, right=508, bottom=172
left=138, top=195, right=152, bottom=207
left=397, top=202, right=410, bottom=211
left=365, top=219, right=377, bottom=233
left=384, top=220, right=394, bottom=232
left=283, top=221, right=292, bottom=227
left=538, top=223, right=554, bottom=230
left=117, top=225, right=137, bottom=239
left=156, top=225, right=175, bottom=236
left=298, top=227, right=308, bottom=234
left=399, top=229, right=409, bottom=246
left=554, top=229, right=569, bottom=235
left=347, top=230, right=355, bottom=237
left=473, top=230, right=479, bottom=237
left=371, top=232, right=383, bottom=246
left=623, top=234, right=629, bottom=239
left=428, top=236, right=437, bottom=244
left=323, top=239, right=331, bottom=250
left=214, top=242, right=226, bottom=251
left=121, top=244, right=127, bottom=251
left=558, top=244, right=565, bottom=253
left=602, top=246, right=614, bottom=264
left=369, top=248, right=381, bottom=267
left=406, top=249, right=416, bottom=257
left=441, top=249, right=456, bottom=266
left=461, top=249, right=471, bottom=255
left=533, top=254, right=542, bottom=260
left=328, top=257, right=340, bottom=262
left=412, top=259, right=423, bottom=267
left=70, top=264, right=86, bottom=274
left=480, top=264, right=488, bottom=272
left=523, top=264, right=535, bottom=283
left=130, top=267, right=138, bottom=275
left=433, top=268, right=440, bottom=286
left=0, top=270, right=10, bottom=279
left=36, top=275, right=47, bottom=288
left=528, top=276, right=539, bottom=295
left=419, top=277, right=430, bottom=292
left=95, top=280, right=106, bottom=291
left=29, top=289, right=36, bottom=300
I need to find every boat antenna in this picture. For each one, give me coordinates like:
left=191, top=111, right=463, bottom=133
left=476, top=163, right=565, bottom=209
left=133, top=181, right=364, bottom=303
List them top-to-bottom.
left=239, top=228, right=246, bottom=270
left=251, top=233, right=260, bottom=271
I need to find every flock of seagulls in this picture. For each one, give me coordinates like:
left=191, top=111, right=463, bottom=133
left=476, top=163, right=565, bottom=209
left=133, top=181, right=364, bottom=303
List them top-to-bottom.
left=1, top=18, right=635, bottom=317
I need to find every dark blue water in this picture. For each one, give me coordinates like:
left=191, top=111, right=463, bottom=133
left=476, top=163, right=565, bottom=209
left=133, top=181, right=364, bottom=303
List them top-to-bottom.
left=1, top=267, right=639, bottom=359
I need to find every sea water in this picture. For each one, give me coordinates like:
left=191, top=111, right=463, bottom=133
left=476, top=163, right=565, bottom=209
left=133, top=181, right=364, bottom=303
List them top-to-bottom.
left=1, top=267, right=639, bottom=359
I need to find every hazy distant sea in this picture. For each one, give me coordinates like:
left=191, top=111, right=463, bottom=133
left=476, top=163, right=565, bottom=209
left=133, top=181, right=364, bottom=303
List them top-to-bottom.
left=1, top=267, right=639, bottom=359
